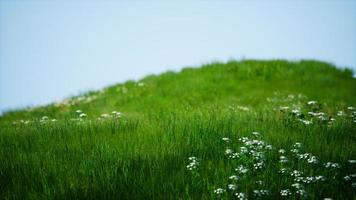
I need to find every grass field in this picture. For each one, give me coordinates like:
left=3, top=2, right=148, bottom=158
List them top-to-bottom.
left=0, top=60, right=355, bottom=199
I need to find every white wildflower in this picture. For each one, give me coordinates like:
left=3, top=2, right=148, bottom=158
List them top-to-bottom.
left=307, top=100, right=317, bottom=105
left=280, top=106, right=289, bottom=111
left=347, top=106, right=355, bottom=110
left=112, top=111, right=123, bottom=118
left=337, top=111, right=346, bottom=116
left=101, top=113, right=110, bottom=118
left=298, top=119, right=312, bottom=125
left=252, top=132, right=260, bottom=137
left=222, top=137, right=231, bottom=142
left=294, top=142, right=302, bottom=148
left=240, top=146, right=248, bottom=154
left=225, top=148, right=233, bottom=155
left=278, top=149, right=286, bottom=154
left=280, top=156, right=288, bottom=163
left=307, top=156, right=318, bottom=164
left=186, top=157, right=199, bottom=171
left=348, top=160, right=356, bottom=164
left=254, top=161, right=265, bottom=170
left=324, top=162, right=340, bottom=169
left=235, top=165, right=249, bottom=174
left=279, top=168, right=288, bottom=174
left=291, top=170, right=303, bottom=177
left=229, top=175, right=239, bottom=181
left=315, top=175, right=326, bottom=182
left=344, top=176, right=351, bottom=181
left=255, top=180, right=263, bottom=185
left=291, top=183, right=302, bottom=189
left=228, top=184, right=237, bottom=191
left=214, top=188, right=225, bottom=194
left=253, top=189, right=269, bottom=197
left=280, top=189, right=291, bottom=196
left=296, top=189, right=307, bottom=196
left=235, top=192, right=247, bottom=200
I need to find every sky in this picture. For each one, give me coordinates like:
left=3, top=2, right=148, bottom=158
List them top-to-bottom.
left=0, top=0, right=356, bottom=113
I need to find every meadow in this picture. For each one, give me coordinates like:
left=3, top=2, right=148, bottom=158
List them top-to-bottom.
left=0, top=60, right=355, bottom=199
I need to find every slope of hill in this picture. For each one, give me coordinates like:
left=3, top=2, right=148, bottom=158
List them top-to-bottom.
left=0, top=60, right=355, bottom=199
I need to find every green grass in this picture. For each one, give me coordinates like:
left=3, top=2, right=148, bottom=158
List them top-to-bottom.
left=0, top=60, right=355, bottom=199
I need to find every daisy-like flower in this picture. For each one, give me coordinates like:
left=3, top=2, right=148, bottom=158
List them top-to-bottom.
left=307, top=100, right=317, bottom=105
left=280, top=106, right=289, bottom=111
left=112, top=111, right=123, bottom=118
left=337, top=111, right=346, bottom=116
left=101, top=113, right=110, bottom=118
left=41, top=116, right=49, bottom=120
left=298, top=119, right=312, bottom=125
left=252, top=132, right=260, bottom=137
left=222, top=137, right=231, bottom=142
left=294, top=142, right=302, bottom=148
left=240, top=146, right=248, bottom=154
left=225, top=148, right=233, bottom=155
left=278, top=149, right=286, bottom=154
left=280, top=156, right=288, bottom=163
left=307, top=156, right=318, bottom=164
left=186, top=157, right=199, bottom=171
left=348, top=160, right=356, bottom=164
left=254, top=161, right=265, bottom=170
left=324, top=162, right=340, bottom=169
left=235, top=165, right=249, bottom=174
left=279, top=168, right=288, bottom=174
left=291, top=170, right=303, bottom=177
left=229, top=175, right=239, bottom=181
left=314, top=175, right=326, bottom=182
left=344, top=176, right=351, bottom=181
left=255, top=180, right=263, bottom=185
left=291, top=183, right=302, bottom=189
left=228, top=184, right=237, bottom=191
left=214, top=188, right=225, bottom=194
left=253, top=189, right=269, bottom=197
left=280, top=189, right=291, bottom=196
left=296, top=189, right=307, bottom=196
left=235, top=192, right=247, bottom=200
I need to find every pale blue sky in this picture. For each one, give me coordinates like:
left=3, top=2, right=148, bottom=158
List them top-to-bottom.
left=1, top=0, right=356, bottom=113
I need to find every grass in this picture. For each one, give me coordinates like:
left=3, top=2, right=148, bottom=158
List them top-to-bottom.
left=0, top=59, right=355, bottom=199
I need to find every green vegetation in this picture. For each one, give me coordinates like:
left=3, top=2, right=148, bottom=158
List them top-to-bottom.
left=0, top=60, right=355, bottom=199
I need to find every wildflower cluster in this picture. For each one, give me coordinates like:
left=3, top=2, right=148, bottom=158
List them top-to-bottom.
left=279, top=100, right=356, bottom=126
left=97, top=111, right=123, bottom=120
left=39, top=116, right=58, bottom=123
left=186, top=131, right=356, bottom=199
left=213, top=132, right=273, bottom=198
left=186, top=157, right=199, bottom=171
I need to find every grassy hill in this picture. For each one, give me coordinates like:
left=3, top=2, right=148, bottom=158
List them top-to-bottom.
left=0, top=60, right=355, bottom=199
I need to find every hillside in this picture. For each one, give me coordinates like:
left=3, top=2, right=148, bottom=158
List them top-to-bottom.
left=0, top=60, right=355, bottom=199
